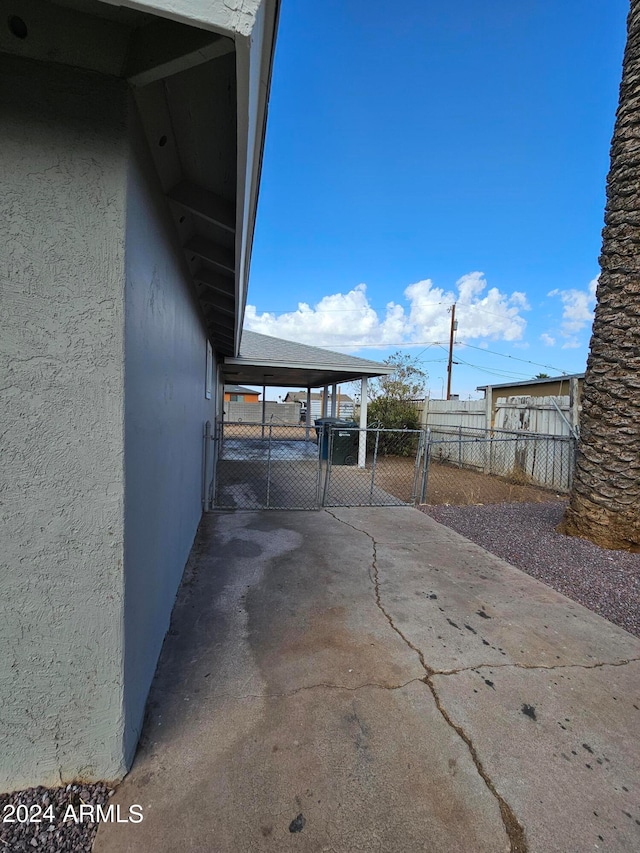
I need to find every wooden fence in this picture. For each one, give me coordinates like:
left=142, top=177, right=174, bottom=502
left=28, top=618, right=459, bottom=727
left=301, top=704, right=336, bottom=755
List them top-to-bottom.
left=413, top=395, right=578, bottom=493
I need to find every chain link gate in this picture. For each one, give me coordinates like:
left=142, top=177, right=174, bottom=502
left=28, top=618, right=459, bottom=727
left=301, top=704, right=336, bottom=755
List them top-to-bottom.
left=213, top=420, right=325, bottom=509
left=209, top=421, right=575, bottom=511
left=211, top=422, right=428, bottom=510
left=321, top=427, right=428, bottom=507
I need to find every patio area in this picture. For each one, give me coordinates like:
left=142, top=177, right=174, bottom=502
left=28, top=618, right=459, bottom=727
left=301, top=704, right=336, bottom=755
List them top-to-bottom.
left=94, top=507, right=640, bottom=853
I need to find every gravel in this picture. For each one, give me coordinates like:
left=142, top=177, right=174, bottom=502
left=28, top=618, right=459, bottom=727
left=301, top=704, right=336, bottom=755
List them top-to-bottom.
left=420, top=501, right=640, bottom=638
left=0, top=783, right=114, bottom=852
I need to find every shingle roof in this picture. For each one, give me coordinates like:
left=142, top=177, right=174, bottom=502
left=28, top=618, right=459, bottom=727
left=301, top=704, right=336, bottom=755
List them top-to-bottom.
left=222, top=330, right=393, bottom=388
left=239, top=331, right=389, bottom=370
left=476, top=372, right=584, bottom=391
left=224, top=384, right=259, bottom=394
left=284, top=391, right=354, bottom=403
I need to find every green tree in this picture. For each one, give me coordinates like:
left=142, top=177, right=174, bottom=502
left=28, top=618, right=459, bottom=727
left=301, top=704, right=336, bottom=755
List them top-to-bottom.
left=560, top=1, right=640, bottom=551
left=370, top=351, right=428, bottom=401
left=367, top=352, right=427, bottom=455
left=535, top=372, right=550, bottom=379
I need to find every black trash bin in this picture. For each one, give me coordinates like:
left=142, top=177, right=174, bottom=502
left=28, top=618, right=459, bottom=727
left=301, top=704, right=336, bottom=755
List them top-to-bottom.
left=314, top=418, right=359, bottom=464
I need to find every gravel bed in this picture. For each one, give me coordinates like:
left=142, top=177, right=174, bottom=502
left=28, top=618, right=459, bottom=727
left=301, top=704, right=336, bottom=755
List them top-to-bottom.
left=420, top=501, right=640, bottom=638
left=0, top=783, right=114, bottom=852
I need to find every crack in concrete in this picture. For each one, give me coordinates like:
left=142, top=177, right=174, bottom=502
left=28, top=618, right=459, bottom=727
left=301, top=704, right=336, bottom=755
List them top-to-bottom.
left=324, top=509, right=528, bottom=853
left=432, top=657, right=640, bottom=677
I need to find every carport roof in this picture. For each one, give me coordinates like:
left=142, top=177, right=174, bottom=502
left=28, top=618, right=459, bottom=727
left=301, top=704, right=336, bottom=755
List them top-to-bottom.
left=222, top=330, right=393, bottom=387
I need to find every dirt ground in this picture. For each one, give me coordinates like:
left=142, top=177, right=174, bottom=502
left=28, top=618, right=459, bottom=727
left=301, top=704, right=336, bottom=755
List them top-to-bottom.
left=218, top=428, right=564, bottom=507
left=373, top=456, right=563, bottom=506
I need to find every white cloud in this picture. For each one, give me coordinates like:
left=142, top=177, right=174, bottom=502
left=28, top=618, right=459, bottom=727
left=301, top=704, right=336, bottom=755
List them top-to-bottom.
left=244, top=272, right=529, bottom=349
left=405, top=272, right=528, bottom=343
left=548, top=276, right=598, bottom=338
left=243, top=283, right=405, bottom=348
left=540, top=332, right=556, bottom=346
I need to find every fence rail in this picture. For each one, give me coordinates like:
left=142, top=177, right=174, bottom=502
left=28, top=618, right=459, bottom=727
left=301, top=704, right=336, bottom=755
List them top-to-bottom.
left=210, top=420, right=575, bottom=510
left=426, top=429, right=575, bottom=496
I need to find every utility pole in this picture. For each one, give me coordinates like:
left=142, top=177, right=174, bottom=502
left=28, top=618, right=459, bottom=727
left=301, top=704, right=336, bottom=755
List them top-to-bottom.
left=446, top=303, right=457, bottom=400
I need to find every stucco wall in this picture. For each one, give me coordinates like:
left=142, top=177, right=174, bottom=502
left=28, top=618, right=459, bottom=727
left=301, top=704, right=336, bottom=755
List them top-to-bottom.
left=0, top=56, right=128, bottom=790
left=122, top=99, right=215, bottom=762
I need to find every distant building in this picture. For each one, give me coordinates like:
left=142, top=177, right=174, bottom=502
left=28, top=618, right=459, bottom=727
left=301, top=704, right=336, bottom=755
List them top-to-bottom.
left=476, top=373, right=584, bottom=401
left=477, top=373, right=584, bottom=430
left=224, top=385, right=260, bottom=403
left=284, top=390, right=354, bottom=420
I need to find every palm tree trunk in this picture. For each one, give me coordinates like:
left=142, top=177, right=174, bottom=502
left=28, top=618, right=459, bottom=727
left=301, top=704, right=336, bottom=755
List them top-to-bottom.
left=560, top=0, right=640, bottom=551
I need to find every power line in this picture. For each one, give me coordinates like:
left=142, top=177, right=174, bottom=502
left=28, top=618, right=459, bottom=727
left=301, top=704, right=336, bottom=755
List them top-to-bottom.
left=256, top=333, right=573, bottom=377
left=456, top=342, right=570, bottom=374
left=453, top=355, right=534, bottom=380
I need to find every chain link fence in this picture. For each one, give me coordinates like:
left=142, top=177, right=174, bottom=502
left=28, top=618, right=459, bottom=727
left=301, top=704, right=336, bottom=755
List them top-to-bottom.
left=211, top=421, right=576, bottom=510
left=214, top=421, right=323, bottom=509
left=421, top=426, right=575, bottom=505
left=322, top=428, right=424, bottom=507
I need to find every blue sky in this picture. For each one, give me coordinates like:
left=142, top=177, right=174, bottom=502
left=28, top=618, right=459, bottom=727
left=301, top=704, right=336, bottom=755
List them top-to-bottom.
left=245, top=0, right=629, bottom=399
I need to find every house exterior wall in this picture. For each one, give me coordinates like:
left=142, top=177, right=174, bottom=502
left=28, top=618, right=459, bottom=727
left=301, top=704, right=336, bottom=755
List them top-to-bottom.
left=1, top=0, right=277, bottom=794
left=0, top=56, right=129, bottom=789
left=0, top=56, right=218, bottom=789
left=122, top=100, right=215, bottom=762
left=480, top=378, right=584, bottom=425
left=485, top=378, right=583, bottom=401
left=224, top=392, right=259, bottom=402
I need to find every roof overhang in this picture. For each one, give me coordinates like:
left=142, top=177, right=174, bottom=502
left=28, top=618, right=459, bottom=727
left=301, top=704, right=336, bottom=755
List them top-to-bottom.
left=4, top=0, right=280, bottom=357
left=118, top=0, right=281, bottom=357
left=223, top=331, right=394, bottom=388
left=222, top=362, right=390, bottom=388
left=476, top=372, right=585, bottom=392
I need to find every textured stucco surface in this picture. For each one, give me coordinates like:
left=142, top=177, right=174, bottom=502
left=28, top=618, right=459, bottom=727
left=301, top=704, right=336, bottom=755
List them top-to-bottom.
left=105, top=0, right=264, bottom=37
left=0, top=54, right=216, bottom=790
left=0, top=56, right=129, bottom=790
left=122, top=99, right=215, bottom=762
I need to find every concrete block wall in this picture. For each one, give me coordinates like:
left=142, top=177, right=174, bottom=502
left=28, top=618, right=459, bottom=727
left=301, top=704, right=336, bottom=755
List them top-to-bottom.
left=225, top=401, right=301, bottom=423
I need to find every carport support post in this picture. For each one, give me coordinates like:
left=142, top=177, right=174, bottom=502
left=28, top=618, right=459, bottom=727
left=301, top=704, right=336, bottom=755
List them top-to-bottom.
left=358, top=377, right=368, bottom=468
left=330, top=384, right=337, bottom=417
left=261, top=385, right=266, bottom=439
left=322, top=386, right=329, bottom=417
left=305, top=387, right=311, bottom=440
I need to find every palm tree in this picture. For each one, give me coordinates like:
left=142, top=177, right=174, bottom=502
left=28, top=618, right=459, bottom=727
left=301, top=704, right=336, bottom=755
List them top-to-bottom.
left=560, top=0, right=640, bottom=551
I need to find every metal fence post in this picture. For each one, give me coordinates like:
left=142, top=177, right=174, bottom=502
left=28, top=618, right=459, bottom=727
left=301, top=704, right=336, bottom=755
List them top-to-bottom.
left=203, top=420, right=212, bottom=511
left=266, top=423, right=273, bottom=508
left=316, top=424, right=324, bottom=509
left=458, top=424, right=462, bottom=468
left=321, top=426, right=333, bottom=506
left=419, top=427, right=431, bottom=504
left=369, top=428, right=380, bottom=504
left=411, top=429, right=425, bottom=503
left=488, top=432, right=497, bottom=477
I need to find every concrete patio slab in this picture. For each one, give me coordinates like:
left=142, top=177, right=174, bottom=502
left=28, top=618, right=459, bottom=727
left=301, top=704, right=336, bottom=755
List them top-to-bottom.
left=94, top=507, right=640, bottom=853
left=433, top=661, right=640, bottom=853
